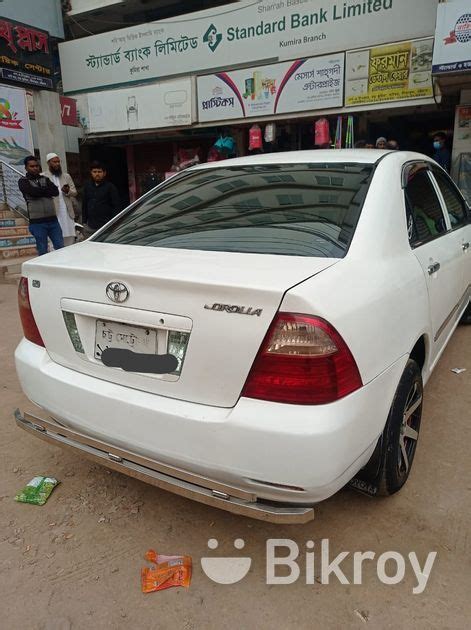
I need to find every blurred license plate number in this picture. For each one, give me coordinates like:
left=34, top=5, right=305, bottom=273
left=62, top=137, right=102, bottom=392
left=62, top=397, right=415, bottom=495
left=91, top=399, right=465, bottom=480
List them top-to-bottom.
left=95, top=320, right=157, bottom=360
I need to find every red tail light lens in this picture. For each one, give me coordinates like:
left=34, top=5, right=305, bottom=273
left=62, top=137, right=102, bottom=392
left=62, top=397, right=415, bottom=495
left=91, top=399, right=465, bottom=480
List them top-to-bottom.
left=18, top=277, right=44, bottom=347
left=241, top=313, right=362, bottom=405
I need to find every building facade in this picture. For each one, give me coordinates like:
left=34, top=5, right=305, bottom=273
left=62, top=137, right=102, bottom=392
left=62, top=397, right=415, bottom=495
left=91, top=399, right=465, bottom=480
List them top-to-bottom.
left=0, top=0, right=82, bottom=180
left=58, top=0, right=469, bottom=202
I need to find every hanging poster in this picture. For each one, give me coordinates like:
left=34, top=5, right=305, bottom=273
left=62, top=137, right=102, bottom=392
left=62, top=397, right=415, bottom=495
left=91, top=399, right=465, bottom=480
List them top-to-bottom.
left=345, top=39, right=433, bottom=106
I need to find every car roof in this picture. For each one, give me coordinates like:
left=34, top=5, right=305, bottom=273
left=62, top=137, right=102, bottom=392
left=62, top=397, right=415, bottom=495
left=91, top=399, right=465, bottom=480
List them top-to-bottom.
left=192, top=149, right=433, bottom=170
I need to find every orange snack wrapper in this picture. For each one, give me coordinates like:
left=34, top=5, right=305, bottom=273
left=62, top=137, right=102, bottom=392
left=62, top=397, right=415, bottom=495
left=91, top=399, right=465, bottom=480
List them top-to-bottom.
left=141, top=549, right=192, bottom=593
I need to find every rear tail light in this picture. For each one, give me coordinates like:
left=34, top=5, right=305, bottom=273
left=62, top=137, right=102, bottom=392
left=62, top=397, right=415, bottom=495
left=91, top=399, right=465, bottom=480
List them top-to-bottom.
left=18, top=277, right=44, bottom=347
left=241, top=313, right=362, bottom=405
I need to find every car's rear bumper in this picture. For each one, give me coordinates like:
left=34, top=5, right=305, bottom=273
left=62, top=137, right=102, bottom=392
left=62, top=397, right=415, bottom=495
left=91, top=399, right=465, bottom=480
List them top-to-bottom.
left=15, top=339, right=408, bottom=518
left=14, top=409, right=313, bottom=524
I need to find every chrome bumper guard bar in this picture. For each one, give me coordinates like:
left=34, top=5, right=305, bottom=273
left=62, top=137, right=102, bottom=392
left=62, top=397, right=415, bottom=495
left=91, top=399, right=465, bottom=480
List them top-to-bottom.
left=14, top=409, right=314, bottom=524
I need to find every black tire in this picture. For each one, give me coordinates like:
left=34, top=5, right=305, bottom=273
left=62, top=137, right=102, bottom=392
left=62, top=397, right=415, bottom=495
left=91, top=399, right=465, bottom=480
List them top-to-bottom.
left=459, top=302, right=471, bottom=325
left=377, top=359, right=423, bottom=496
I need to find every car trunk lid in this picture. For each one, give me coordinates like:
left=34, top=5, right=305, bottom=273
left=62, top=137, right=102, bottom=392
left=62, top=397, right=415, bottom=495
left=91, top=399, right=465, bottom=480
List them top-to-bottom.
left=24, top=242, right=339, bottom=407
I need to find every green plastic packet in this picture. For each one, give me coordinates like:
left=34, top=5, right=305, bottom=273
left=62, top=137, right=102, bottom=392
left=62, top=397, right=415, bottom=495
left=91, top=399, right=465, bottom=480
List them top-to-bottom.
left=15, top=476, right=59, bottom=506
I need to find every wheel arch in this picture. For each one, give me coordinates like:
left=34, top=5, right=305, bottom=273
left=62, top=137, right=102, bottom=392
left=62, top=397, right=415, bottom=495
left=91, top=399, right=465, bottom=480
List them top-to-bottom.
left=409, top=334, right=429, bottom=374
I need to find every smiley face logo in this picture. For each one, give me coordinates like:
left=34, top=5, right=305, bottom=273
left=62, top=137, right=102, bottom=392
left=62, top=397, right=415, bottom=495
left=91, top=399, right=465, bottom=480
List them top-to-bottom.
left=200, top=538, right=252, bottom=584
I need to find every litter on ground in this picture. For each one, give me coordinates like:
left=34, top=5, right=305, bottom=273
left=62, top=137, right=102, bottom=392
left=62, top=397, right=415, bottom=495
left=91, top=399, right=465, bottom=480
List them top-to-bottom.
left=15, top=476, right=59, bottom=506
left=141, top=549, right=192, bottom=593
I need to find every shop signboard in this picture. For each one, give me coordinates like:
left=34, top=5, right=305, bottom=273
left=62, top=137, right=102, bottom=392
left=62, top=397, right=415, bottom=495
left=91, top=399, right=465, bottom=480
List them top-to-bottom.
left=58, top=0, right=438, bottom=93
left=432, top=0, right=471, bottom=74
left=0, top=17, right=53, bottom=89
left=345, top=39, right=433, bottom=107
left=197, top=53, right=344, bottom=123
left=87, top=78, right=192, bottom=133
left=0, top=83, right=34, bottom=167
left=60, top=96, right=78, bottom=127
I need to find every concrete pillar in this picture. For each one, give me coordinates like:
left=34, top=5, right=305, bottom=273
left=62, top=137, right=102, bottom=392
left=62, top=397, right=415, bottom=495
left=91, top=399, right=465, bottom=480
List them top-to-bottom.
left=33, top=90, right=67, bottom=170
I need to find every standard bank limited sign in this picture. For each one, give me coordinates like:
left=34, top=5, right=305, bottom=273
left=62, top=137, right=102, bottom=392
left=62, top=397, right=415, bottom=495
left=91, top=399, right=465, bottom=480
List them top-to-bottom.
left=59, top=0, right=438, bottom=93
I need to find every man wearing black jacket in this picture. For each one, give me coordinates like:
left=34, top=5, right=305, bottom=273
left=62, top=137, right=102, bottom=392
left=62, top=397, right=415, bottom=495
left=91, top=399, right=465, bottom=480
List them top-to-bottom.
left=18, top=155, right=64, bottom=255
left=82, top=161, right=121, bottom=234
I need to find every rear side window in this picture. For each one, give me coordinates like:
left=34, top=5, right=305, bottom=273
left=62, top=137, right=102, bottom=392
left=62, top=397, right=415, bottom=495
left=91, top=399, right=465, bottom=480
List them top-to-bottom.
left=95, top=163, right=374, bottom=258
left=404, top=167, right=447, bottom=247
left=431, top=168, right=469, bottom=229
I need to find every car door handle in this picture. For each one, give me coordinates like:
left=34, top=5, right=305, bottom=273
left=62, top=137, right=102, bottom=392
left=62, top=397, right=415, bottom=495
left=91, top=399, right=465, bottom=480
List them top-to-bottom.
left=462, top=242, right=470, bottom=252
left=428, top=262, right=440, bottom=275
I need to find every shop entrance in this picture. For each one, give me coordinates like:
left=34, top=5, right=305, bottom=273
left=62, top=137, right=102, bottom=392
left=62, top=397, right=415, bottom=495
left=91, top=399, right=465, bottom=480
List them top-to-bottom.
left=367, top=108, right=455, bottom=155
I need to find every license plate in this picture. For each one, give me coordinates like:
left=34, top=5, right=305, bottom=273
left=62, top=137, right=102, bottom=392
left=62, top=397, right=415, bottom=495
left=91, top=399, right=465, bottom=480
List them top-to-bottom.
left=95, top=320, right=157, bottom=360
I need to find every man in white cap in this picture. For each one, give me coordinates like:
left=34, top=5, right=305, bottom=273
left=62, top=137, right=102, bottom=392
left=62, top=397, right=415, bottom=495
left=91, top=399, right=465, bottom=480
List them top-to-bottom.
left=42, top=153, right=78, bottom=246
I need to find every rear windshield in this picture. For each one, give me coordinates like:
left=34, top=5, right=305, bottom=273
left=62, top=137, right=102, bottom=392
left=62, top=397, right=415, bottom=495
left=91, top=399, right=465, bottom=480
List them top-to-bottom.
left=95, top=163, right=374, bottom=258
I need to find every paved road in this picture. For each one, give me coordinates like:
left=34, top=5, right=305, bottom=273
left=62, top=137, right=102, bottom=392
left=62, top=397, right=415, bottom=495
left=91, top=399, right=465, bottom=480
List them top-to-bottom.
left=1, top=282, right=470, bottom=629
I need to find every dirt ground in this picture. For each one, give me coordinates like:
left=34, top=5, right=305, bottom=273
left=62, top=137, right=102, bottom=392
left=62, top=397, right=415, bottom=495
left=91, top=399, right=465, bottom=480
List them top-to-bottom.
left=1, top=281, right=470, bottom=629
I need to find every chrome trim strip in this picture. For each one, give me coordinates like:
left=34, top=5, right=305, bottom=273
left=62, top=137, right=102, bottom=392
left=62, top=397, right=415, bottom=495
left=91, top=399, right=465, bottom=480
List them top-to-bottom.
left=434, top=285, right=471, bottom=342
left=14, top=409, right=314, bottom=525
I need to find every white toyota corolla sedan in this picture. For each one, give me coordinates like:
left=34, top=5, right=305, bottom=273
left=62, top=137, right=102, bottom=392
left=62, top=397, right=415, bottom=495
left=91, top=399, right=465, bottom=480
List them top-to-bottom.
left=14, top=150, right=471, bottom=523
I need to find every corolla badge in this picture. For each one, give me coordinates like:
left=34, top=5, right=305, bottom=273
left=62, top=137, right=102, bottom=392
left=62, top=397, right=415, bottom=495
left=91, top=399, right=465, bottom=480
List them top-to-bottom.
left=106, top=281, right=129, bottom=303
left=204, top=303, right=263, bottom=316
left=200, top=538, right=252, bottom=584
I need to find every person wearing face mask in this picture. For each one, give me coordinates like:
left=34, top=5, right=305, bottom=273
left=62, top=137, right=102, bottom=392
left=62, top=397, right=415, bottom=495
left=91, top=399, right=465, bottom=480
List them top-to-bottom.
left=432, top=132, right=451, bottom=173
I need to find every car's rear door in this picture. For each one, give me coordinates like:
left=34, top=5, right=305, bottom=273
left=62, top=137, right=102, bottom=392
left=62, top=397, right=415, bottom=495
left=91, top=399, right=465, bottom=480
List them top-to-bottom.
left=403, top=163, right=462, bottom=362
left=429, top=166, right=471, bottom=310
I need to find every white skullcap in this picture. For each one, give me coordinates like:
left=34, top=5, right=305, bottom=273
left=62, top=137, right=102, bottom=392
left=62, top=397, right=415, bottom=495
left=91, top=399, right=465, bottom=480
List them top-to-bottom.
left=46, top=152, right=59, bottom=162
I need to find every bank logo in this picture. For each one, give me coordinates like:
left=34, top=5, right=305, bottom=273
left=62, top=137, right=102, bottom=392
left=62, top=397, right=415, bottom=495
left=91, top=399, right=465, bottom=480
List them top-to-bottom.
left=203, top=23, right=223, bottom=52
left=200, top=538, right=251, bottom=584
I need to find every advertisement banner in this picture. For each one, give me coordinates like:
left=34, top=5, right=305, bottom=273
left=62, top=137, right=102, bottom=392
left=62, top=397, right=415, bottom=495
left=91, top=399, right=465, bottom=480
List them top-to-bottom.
left=58, top=0, right=438, bottom=93
left=432, top=1, right=471, bottom=74
left=0, top=17, right=53, bottom=89
left=345, top=39, right=433, bottom=107
left=198, top=54, right=344, bottom=123
left=87, top=78, right=192, bottom=133
left=0, top=83, right=34, bottom=166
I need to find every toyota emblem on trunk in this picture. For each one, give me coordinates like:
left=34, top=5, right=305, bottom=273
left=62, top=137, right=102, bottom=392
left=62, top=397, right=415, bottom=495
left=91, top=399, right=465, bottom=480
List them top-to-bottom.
left=106, top=282, right=129, bottom=303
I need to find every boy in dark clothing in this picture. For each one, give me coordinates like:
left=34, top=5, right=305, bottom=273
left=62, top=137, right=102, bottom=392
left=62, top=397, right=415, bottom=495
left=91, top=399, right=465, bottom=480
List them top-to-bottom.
left=18, top=155, right=64, bottom=255
left=82, top=161, right=121, bottom=233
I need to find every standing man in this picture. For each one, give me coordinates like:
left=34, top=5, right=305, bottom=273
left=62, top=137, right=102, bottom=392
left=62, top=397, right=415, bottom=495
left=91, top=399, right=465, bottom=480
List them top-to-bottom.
left=432, top=132, right=451, bottom=173
left=42, top=153, right=78, bottom=246
left=18, top=155, right=64, bottom=256
left=82, top=161, right=121, bottom=235
left=141, top=165, right=160, bottom=194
